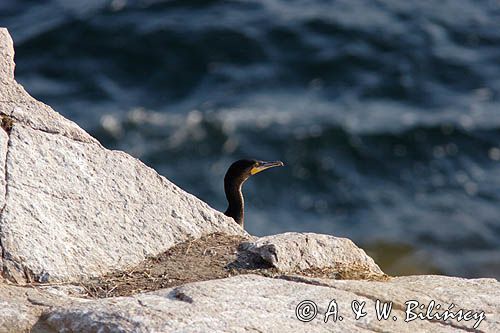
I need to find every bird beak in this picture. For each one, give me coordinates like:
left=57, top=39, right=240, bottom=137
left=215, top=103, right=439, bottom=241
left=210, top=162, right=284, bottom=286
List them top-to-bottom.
left=250, top=160, right=284, bottom=175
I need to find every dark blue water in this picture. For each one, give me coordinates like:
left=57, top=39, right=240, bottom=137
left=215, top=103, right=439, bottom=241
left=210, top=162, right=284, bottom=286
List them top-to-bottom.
left=2, top=0, right=500, bottom=278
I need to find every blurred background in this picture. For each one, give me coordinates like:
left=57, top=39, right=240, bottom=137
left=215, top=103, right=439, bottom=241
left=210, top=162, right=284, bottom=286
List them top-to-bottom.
left=2, top=0, right=500, bottom=279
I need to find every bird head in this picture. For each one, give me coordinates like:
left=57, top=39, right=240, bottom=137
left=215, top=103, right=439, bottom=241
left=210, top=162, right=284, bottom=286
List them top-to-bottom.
left=224, top=159, right=284, bottom=186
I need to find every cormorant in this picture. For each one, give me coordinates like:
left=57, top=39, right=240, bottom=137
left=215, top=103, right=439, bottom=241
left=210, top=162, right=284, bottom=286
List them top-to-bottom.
left=224, top=159, right=284, bottom=227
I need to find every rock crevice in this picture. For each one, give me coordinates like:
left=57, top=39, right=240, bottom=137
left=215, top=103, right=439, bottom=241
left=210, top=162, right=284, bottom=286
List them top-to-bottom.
left=0, top=122, right=10, bottom=280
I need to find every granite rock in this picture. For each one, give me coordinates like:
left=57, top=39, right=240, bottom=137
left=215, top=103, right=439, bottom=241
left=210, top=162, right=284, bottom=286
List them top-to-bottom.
left=0, top=28, right=245, bottom=283
left=240, top=232, right=384, bottom=277
left=41, top=274, right=499, bottom=332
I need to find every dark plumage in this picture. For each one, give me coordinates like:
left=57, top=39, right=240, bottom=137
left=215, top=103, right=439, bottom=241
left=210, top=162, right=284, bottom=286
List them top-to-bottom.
left=224, top=159, right=284, bottom=227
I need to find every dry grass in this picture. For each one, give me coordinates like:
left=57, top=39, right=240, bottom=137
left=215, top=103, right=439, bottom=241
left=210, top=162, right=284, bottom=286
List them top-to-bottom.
left=74, top=233, right=389, bottom=298
left=79, top=233, right=258, bottom=298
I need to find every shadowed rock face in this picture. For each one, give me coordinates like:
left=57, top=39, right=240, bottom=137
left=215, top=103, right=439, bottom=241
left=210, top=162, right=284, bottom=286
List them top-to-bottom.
left=0, top=28, right=246, bottom=283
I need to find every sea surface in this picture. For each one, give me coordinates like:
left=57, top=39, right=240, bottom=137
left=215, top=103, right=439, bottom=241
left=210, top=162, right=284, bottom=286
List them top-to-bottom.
left=2, top=0, right=500, bottom=278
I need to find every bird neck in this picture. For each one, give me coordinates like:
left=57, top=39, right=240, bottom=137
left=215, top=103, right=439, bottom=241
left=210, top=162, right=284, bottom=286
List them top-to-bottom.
left=224, top=179, right=245, bottom=226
